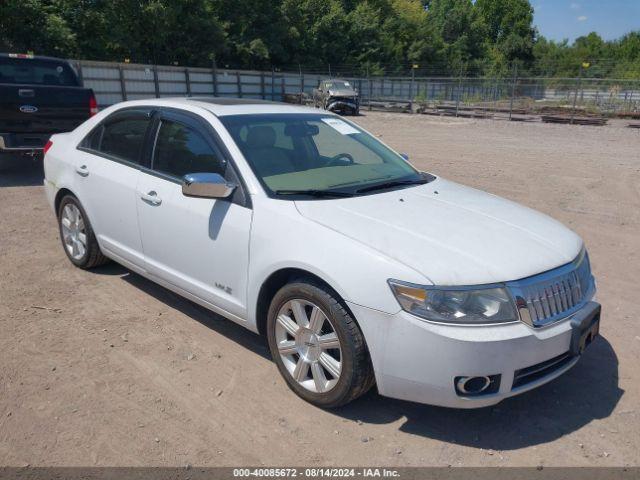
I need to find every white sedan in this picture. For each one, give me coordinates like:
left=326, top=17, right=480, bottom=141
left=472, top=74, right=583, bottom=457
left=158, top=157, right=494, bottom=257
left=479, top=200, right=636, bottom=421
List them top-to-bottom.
left=43, top=98, right=600, bottom=408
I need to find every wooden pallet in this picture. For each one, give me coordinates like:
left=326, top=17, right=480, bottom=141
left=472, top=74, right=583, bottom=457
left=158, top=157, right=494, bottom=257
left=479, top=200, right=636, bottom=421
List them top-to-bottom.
left=541, top=115, right=608, bottom=126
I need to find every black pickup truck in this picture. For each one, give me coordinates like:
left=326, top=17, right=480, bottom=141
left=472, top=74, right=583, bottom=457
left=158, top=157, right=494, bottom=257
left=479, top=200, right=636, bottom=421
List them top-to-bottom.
left=0, top=53, right=97, bottom=159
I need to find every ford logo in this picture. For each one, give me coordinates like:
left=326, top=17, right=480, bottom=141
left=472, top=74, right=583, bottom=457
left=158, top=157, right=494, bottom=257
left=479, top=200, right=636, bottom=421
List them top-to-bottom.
left=20, top=105, right=38, bottom=113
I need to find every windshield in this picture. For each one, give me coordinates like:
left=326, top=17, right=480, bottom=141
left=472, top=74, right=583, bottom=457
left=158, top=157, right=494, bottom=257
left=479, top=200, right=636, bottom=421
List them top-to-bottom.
left=326, top=81, right=351, bottom=90
left=219, top=113, right=423, bottom=197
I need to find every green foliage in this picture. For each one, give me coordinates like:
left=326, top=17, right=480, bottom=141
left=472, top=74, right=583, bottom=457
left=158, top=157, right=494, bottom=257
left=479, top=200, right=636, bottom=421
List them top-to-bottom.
left=0, top=0, right=638, bottom=78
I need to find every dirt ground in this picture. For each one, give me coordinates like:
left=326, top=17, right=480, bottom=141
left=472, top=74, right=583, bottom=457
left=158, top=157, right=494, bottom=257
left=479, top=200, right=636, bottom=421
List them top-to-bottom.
left=0, top=112, right=638, bottom=467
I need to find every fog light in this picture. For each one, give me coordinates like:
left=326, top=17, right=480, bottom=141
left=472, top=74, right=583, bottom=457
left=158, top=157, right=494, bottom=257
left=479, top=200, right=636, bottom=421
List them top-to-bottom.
left=454, top=374, right=501, bottom=397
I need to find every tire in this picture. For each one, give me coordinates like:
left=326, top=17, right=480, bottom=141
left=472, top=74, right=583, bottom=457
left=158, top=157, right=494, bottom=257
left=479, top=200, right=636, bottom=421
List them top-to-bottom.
left=57, top=194, right=108, bottom=269
left=266, top=279, right=375, bottom=408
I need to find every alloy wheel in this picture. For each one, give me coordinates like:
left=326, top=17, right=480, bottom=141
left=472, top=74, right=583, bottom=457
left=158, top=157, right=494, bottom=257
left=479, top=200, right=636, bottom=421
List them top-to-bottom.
left=60, top=203, right=87, bottom=261
left=274, top=299, right=342, bottom=393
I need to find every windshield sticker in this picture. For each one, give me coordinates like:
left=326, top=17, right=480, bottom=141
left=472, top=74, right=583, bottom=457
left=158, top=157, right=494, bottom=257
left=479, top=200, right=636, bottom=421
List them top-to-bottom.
left=321, top=118, right=360, bottom=135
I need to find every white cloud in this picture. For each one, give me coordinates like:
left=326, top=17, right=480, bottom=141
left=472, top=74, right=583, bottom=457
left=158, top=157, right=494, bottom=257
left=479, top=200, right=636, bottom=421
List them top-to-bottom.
left=570, top=2, right=581, bottom=9
left=577, top=15, right=588, bottom=21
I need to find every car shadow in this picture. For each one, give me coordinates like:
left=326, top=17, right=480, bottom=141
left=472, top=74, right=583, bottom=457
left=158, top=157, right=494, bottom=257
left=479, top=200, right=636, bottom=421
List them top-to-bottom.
left=0, top=157, right=44, bottom=187
left=91, top=262, right=622, bottom=450
left=92, top=263, right=270, bottom=360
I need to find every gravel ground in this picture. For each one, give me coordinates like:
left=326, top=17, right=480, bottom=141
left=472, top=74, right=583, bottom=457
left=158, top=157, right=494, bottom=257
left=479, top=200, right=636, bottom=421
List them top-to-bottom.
left=0, top=112, right=638, bottom=467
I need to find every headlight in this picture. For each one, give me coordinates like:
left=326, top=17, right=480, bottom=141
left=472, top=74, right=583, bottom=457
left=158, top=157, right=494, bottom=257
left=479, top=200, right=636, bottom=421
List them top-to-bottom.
left=388, top=280, right=518, bottom=325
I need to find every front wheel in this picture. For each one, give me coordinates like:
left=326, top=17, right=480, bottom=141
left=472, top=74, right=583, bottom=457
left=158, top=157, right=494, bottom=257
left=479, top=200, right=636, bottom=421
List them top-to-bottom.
left=267, top=280, right=375, bottom=408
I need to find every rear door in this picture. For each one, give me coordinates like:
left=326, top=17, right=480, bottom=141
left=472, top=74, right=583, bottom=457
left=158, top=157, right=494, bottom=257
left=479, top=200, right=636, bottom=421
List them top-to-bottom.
left=0, top=56, right=92, bottom=136
left=74, top=108, right=153, bottom=268
left=136, top=109, right=252, bottom=319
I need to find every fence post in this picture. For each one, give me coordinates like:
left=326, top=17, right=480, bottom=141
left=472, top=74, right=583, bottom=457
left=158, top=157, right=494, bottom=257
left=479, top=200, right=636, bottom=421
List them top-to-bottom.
left=211, top=59, right=219, bottom=96
left=75, top=61, right=84, bottom=85
left=509, top=62, right=518, bottom=120
left=118, top=64, right=127, bottom=101
left=152, top=64, right=160, bottom=98
left=299, top=64, right=304, bottom=104
left=571, top=64, right=583, bottom=124
left=455, top=65, right=463, bottom=117
left=410, top=66, right=415, bottom=112
left=185, top=68, right=191, bottom=97
left=271, top=68, right=275, bottom=100
left=367, top=68, right=372, bottom=111
left=236, top=71, right=242, bottom=98
left=260, top=71, right=265, bottom=100
left=281, top=74, right=285, bottom=100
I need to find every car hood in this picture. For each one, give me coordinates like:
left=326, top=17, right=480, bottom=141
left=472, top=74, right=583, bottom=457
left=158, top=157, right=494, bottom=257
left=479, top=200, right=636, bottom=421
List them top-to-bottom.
left=328, top=89, right=357, bottom=97
left=294, top=178, right=583, bottom=285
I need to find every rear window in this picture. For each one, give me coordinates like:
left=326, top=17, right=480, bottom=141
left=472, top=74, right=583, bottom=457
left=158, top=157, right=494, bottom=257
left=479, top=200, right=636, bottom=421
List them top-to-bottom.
left=0, top=57, right=79, bottom=86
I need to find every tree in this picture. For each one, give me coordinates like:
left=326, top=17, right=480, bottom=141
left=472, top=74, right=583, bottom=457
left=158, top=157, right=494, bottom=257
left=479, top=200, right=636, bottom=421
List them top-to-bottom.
left=0, top=0, right=637, bottom=79
left=0, top=0, right=78, bottom=56
left=426, top=0, right=486, bottom=73
left=475, top=0, right=536, bottom=74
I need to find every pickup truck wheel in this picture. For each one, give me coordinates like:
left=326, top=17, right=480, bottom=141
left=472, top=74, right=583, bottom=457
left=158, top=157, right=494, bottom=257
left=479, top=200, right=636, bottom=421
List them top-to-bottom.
left=57, top=195, right=108, bottom=269
left=267, top=280, right=375, bottom=408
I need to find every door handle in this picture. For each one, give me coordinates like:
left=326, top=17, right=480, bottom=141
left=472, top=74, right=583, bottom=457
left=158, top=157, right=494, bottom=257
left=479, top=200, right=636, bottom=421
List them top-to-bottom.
left=75, top=165, right=89, bottom=177
left=141, top=190, right=162, bottom=206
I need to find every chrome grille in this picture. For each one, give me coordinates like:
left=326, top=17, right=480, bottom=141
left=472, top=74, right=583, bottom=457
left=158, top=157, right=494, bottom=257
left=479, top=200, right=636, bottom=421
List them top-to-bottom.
left=508, top=250, right=594, bottom=327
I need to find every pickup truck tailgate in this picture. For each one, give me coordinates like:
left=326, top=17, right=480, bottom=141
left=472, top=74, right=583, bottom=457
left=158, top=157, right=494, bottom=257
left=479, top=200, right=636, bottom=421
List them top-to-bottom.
left=0, top=85, right=92, bottom=134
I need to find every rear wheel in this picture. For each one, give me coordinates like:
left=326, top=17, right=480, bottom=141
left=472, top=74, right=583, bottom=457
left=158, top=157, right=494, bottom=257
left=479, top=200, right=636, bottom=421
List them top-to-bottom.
left=57, top=195, right=108, bottom=269
left=267, top=279, right=374, bottom=408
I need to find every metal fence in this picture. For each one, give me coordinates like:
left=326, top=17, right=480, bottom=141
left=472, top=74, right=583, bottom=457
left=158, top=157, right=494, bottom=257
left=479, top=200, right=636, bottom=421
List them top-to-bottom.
left=73, top=59, right=640, bottom=122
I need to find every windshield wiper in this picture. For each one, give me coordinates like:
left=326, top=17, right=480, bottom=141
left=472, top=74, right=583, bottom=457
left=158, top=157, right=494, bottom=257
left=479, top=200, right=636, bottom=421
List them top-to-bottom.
left=355, top=178, right=429, bottom=194
left=275, top=189, right=355, bottom=198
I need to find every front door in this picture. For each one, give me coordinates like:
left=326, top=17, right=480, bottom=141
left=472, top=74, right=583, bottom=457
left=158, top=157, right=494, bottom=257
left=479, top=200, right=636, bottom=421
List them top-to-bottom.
left=136, top=109, right=252, bottom=319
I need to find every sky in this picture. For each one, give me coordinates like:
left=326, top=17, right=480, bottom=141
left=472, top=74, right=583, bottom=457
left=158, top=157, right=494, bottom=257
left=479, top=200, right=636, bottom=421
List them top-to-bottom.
left=532, top=0, right=640, bottom=43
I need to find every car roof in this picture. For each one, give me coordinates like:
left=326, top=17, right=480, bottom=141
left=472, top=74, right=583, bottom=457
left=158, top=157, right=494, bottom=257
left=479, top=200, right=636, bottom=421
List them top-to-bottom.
left=111, top=97, right=325, bottom=117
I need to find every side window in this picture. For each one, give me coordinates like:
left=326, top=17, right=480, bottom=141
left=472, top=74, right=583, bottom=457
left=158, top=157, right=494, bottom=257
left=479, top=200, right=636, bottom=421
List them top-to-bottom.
left=82, top=112, right=151, bottom=165
left=101, top=116, right=150, bottom=163
left=152, top=119, right=225, bottom=178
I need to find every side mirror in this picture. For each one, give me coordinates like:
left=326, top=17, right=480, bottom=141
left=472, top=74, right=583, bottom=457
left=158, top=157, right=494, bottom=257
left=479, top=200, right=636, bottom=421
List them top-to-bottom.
left=400, top=153, right=410, bottom=161
left=182, top=172, right=236, bottom=199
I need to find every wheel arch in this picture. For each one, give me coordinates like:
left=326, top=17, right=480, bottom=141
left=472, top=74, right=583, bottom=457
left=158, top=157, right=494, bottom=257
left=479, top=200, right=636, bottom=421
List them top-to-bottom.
left=54, top=187, right=78, bottom=216
left=254, top=267, right=355, bottom=337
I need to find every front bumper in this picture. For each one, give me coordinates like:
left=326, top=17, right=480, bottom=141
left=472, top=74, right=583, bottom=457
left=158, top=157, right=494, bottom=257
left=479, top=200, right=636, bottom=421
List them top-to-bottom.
left=326, top=99, right=359, bottom=113
left=348, top=299, right=600, bottom=408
